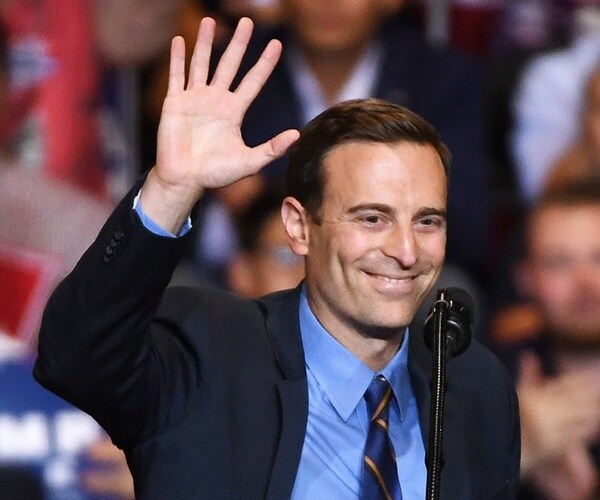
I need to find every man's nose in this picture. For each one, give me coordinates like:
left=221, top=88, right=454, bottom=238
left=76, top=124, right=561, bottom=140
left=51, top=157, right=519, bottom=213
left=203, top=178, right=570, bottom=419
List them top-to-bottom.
left=381, top=223, right=418, bottom=268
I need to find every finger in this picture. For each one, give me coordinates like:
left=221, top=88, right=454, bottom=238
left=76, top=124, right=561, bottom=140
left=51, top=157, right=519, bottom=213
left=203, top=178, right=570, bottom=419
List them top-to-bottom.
left=187, top=17, right=216, bottom=88
left=210, top=17, right=253, bottom=88
left=167, top=36, right=186, bottom=95
left=235, top=39, right=282, bottom=108
left=246, top=129, right=300, bottom=171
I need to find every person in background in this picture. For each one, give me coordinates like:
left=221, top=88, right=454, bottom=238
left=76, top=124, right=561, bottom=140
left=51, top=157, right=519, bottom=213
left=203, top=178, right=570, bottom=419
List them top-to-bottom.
left=0, top=0, right=182, bottom=202
left=510, top=3, right=600, bottom=204
left=0, top=12, right=134, bottom=498
left=488, top=56, right=600, bottom=341
left=544, top=61, right=600, bottom=192
left=492, top=179, right=600, bottom=500
left=227, top=187, right=304, bottom=298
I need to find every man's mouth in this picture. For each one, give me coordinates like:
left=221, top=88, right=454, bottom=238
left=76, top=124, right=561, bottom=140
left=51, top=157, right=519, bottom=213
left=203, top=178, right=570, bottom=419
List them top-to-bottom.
left=365, top=272, right=417, bottom=284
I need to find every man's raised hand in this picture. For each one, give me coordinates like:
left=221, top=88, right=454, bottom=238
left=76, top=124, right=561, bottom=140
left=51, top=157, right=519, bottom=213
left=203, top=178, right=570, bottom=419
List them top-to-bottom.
left=141, top=17, right=300, bottom=233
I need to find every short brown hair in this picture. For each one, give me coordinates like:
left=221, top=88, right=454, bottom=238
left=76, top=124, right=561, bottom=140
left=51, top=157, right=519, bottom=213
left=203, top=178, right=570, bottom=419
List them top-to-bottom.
left=285, top=98, right=451, bottom=220
left=537, top=176, right=600, bottom=210
left=526, top=177, right=600, bottom=248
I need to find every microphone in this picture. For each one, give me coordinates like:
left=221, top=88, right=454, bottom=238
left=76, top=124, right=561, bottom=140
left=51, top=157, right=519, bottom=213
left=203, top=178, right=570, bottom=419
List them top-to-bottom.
left=424, top=287, right=473, bottom=358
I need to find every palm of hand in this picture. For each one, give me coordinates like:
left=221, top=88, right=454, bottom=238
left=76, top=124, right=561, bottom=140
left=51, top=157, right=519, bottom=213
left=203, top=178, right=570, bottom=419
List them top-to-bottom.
left=154, top=16, right=299, bottom=197
left=158, top=85, right=251, bottom=189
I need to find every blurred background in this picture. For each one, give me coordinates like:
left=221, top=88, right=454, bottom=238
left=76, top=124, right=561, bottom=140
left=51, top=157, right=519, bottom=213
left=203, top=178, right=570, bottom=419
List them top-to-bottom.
left=0, top=1, right=599, bottom=498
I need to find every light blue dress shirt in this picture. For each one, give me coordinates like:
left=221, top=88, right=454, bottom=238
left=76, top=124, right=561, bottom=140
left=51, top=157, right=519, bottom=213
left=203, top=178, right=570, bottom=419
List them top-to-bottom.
left=133, top=191, right=192, bottom=237
left=134, top=200, right=427, bottom=498
left=291, top=286, right=426, bottom=499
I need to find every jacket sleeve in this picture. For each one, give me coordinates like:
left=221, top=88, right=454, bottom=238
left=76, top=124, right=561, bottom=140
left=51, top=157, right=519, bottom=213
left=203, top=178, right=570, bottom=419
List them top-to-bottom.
left=33, top=182, right=193, bottom=448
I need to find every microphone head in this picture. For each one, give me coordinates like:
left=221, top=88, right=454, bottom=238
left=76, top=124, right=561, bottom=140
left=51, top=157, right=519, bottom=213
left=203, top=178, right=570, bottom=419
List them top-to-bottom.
left=446, top=286, right=473, bottom=325
left=423, top=287, right=473, bottom=357
left=445, top=287, right=473, bottom=357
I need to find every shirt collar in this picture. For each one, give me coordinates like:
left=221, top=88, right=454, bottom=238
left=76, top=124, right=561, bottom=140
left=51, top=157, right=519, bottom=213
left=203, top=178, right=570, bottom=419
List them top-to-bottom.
left=299, top=286, right=412, bottom=422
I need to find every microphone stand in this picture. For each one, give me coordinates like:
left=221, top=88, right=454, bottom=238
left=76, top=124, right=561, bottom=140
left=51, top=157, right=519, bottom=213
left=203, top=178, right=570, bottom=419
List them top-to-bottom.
left=425, top=289, right=449, bottom=500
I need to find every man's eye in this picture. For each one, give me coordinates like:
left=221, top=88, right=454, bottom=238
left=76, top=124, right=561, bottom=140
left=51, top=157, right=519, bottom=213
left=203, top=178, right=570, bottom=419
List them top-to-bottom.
left=358, top=214, right=388, bottom=227
left=363, top=215, right=381, bottom=224
left=416, top=216, right=445, bottom=230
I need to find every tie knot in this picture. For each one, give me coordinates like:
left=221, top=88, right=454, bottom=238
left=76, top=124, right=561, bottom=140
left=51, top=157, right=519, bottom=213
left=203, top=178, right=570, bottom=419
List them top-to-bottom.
left=365, top=375, right=392, bottom=421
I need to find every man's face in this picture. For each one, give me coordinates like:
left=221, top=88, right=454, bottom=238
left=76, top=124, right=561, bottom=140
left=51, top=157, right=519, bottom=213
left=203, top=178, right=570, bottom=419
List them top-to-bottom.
left=283, top=0, right=402, bottom=58
left=301, top=141, right=447, bottom=341
left=525, top=205, right=600, bottom=346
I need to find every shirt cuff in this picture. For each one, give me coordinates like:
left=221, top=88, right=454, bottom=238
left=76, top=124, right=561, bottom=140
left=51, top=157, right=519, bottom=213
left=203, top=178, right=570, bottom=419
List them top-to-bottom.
left=133, top=190, right=192, bottom=238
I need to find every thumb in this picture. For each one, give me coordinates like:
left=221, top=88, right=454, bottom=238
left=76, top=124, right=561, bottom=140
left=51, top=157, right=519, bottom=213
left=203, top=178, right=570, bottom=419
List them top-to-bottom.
left=251, top=129, right=300, bottom=168
left=518, top=350, right=544, bottom=388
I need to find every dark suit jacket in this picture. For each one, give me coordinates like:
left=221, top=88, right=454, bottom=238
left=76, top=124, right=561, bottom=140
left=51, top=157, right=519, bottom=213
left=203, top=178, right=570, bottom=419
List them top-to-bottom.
left=237, top=16, right=492, bottom=278
left=34, top=188, right=519, bottom=499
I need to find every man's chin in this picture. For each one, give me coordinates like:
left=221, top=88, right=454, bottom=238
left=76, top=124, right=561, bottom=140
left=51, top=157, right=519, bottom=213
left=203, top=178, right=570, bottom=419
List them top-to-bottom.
left=354, top=314, right=414, bottom=341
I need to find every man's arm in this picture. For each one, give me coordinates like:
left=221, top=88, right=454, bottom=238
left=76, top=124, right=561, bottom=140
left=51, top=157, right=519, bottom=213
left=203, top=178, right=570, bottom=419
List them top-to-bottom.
left=140, top=16, right=299, bottom=234
left=33, top=17, right=299, bottom=447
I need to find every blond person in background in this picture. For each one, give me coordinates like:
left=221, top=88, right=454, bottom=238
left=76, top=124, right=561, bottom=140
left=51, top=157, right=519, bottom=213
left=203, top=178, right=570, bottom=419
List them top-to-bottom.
left=545, top=62, right=600, bottom=191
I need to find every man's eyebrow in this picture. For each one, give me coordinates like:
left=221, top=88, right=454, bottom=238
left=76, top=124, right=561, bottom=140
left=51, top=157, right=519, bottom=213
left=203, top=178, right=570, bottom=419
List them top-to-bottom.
left=347, top=203, right=395, bottom=215
left=346, top=204, right=447, bottom=219
left=415, top=207, right=447, bottom=219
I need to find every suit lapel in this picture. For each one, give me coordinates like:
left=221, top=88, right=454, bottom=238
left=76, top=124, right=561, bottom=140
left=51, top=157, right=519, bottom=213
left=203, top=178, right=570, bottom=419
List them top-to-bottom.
left=260, top=288, right=309, bottom=500
left=260, top=290, right=473, bottom=498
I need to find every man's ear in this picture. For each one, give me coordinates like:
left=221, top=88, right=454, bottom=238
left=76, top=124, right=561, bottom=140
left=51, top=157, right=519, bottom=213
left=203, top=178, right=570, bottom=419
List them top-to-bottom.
left=281, top=197, right=309, bottom=256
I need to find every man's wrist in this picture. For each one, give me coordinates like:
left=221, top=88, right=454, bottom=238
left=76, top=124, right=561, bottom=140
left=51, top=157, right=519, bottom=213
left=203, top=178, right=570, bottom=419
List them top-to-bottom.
left=133, top=190, right=192, bottom=238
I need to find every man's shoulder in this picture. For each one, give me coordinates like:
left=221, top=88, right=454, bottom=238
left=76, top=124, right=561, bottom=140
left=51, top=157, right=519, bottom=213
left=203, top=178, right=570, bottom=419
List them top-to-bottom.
left=157, top=285, right=300, bottom=326
left=159, top=285, right=257, bottom=318
left=410, top=332, right=515, bottom=396
left=452, top=338, right=512, bottom=382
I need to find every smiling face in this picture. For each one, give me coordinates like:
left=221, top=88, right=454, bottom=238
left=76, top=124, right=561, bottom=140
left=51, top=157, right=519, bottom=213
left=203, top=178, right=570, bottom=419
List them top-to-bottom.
left=285, top=141, right=447, bottom=350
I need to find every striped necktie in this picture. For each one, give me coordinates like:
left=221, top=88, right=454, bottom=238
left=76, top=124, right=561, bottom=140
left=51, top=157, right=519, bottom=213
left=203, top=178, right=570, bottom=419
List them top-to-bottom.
left=361, top=375, right=402, bottom=500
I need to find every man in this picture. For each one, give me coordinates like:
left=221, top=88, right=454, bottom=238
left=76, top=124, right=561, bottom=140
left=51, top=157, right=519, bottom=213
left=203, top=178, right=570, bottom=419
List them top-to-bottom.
left=188, top=0, right=491, bottom=289
left=237, top=0, right=492, bottom=280
left=34, top=17, right=519, bottom=499
left=495, top=180, right=600, bottom=499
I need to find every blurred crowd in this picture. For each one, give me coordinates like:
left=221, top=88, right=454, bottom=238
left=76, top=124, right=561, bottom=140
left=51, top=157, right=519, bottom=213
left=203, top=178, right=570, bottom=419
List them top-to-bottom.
left=0, top=0, right=599, bottom=498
